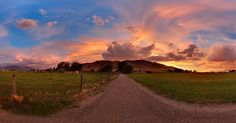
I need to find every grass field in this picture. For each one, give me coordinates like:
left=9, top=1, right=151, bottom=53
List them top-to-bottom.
left=0, top=71, right=111, bottom=116
left=129, top=73, right=236, bottom=103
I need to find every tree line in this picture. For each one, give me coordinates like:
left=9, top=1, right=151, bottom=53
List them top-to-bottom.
left=45, top=61, right=133, bottom=74
left=45, top=62, right=83, bottom=73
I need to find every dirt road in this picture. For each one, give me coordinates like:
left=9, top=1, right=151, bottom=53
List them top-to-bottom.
left=1, top=74, right=236, bottom=123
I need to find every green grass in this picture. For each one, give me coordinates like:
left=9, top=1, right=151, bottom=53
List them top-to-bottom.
left=0, top=71, right=110, bottom=116
left=129, top=73, right=236, bottom=103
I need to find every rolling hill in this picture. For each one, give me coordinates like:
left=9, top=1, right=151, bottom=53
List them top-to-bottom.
left=82, top=60, right=178, bottom=73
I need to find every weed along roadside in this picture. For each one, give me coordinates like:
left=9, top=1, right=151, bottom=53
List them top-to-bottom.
left=0, top=71, right=117, bottom=116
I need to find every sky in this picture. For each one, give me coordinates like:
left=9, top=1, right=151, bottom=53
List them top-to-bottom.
left=1, top=0, right=236, bottom=71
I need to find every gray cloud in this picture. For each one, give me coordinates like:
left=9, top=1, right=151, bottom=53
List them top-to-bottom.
left=102, top=41, right=155, bottom=60
left=146, top=44, right=205, bottom=61
left=178, top=44, right=204, bottom=58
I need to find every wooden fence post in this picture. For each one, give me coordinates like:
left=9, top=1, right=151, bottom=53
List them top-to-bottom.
left=12, top=73, right=17, bottom=96
left=80, top=73, right=83, bottom=92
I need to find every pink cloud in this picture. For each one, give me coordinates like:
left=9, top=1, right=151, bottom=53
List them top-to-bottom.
left=92, top=15, right=114, bottom=27
left=16, top=19, right=38, bottom=29
left=46, top=21, right=58, bottom=27
left=30, top=24, right=63, bottom=40
left=0, top=27, right=7, bottom=37
left=0, top=38, right=107, bottom=68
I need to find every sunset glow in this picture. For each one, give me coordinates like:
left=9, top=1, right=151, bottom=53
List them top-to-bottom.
left=1, top=0, right=236, bottom=71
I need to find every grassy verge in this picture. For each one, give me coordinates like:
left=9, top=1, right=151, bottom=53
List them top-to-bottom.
left=0, top=71, right=113, bottom=116
left=129, top=73, right=236, bottom=103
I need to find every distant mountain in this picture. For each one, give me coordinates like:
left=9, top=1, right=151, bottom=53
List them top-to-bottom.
left=82, top=60, right=178, bottom=73
left=0, top=65, right=34, bottom=71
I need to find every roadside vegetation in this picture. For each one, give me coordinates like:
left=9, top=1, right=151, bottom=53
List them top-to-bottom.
left=0, top=71, right=114, bottom=116
left=129, top=72, right=236, bottom=103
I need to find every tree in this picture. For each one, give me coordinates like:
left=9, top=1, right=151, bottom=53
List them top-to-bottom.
left=118, top=61, right=133, bottom=74
left=56, top=62, right=70, bottom=71
left=70, top=62, right=83, bottom=71
left=99, top=63, right=113, bottom=72
left=173, top=68, right=184, bottom=73
left=229, top=70, right=236, bottom=73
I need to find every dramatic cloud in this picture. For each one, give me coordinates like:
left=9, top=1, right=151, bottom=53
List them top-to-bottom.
left=2, top=0, right=236, bottom=71
left=39, top=9, right=47, bottom=16
left=92, top=15, right=114, bottom=27
left=16, top=19, right=38, bottom=29
left=0, top=38, right=108, bottom=68
left=103, top=41, right=155, bottom=60
left=208, top=43, right=236, bottom=62
left=147, top=44, right=205, bottom=61
left=179, top=44, right=204, bottom=58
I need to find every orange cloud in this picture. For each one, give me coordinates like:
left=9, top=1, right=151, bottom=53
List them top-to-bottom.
left=64, top=38, right=108, bottom=62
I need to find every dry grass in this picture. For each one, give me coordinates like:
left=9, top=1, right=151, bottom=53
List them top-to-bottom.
left=0, top=71, right=111, bottom=116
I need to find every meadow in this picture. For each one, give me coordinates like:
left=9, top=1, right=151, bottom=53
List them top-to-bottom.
left=0, top=71, right=112, bottom=116
left=129, top=72, right=236, bottom=103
